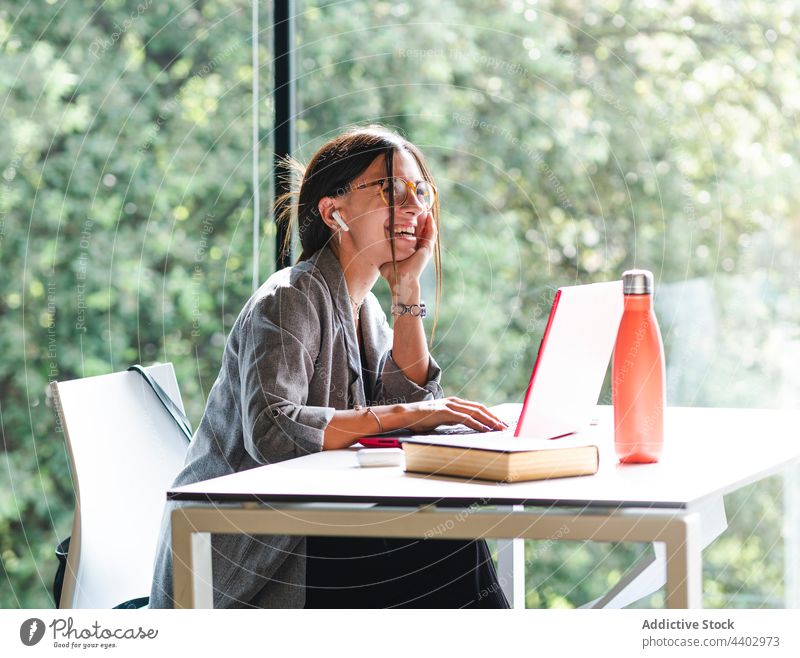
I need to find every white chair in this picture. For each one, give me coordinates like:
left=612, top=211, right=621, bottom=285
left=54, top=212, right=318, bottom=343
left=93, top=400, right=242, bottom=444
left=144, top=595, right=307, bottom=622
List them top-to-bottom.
left=51, top=363, right=190, bottom=608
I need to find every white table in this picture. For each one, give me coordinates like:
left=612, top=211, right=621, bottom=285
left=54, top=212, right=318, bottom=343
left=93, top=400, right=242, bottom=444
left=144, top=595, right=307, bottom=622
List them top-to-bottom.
left=169, top=404, right=800, bottom=608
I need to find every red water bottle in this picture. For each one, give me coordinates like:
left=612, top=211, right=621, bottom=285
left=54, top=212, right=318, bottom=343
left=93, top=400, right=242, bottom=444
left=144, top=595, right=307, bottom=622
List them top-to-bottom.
left=612, top=269, right=666, bottom=463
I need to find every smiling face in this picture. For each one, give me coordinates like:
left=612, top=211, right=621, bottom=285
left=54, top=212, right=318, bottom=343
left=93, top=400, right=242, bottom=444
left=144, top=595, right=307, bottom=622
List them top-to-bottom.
left=319, top=149, right=431, bottom=268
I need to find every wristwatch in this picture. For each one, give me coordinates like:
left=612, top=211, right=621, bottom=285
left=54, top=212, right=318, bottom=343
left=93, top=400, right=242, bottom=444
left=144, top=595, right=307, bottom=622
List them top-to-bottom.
left=390, top=301, right=427, bottom=318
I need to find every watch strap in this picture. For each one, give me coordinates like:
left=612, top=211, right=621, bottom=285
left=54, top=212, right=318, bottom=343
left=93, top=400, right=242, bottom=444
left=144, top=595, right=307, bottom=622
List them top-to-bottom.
left=390, top=301, right=427, bottom=318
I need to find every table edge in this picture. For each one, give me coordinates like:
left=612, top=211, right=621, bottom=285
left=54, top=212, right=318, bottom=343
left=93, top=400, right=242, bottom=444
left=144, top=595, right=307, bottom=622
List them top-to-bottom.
left=166, top=491, right=689, bottom=509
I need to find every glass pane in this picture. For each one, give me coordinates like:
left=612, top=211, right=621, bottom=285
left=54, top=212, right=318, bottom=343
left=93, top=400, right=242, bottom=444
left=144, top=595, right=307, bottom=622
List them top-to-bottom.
left=1, top=0, right=268, bottom=606
left=296, top=0, right=799, bottom=608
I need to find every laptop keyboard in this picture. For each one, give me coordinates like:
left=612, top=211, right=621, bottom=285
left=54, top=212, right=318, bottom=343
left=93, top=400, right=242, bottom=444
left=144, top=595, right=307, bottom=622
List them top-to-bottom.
left=433, top=417, right=518, bottom=435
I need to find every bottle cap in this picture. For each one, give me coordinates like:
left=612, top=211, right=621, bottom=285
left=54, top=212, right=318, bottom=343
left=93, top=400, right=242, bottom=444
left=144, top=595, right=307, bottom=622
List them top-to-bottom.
left=622, top=269, right=654, bottom=294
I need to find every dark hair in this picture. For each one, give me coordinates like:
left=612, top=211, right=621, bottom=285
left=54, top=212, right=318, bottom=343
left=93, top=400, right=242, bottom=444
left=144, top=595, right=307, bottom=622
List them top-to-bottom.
left=274, top=123, right=442, bottom=345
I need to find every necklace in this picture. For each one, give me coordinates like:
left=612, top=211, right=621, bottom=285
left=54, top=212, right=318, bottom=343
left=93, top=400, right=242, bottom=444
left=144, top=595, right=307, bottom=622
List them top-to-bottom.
left=349, top=293, right=364, bottom=319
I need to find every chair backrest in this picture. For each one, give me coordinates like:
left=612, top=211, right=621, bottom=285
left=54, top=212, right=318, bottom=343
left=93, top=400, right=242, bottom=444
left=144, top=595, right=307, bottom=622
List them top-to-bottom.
left=51, top=363, right=190, bottom=608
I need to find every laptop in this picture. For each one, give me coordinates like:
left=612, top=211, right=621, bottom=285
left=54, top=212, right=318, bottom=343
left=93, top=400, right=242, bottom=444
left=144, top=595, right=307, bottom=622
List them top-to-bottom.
left=358, top=280, right=624, bottom=447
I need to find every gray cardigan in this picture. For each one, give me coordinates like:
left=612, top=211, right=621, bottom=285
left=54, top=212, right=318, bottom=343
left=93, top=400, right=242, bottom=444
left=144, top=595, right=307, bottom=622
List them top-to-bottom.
left=149, top=243, right=444, bottom=608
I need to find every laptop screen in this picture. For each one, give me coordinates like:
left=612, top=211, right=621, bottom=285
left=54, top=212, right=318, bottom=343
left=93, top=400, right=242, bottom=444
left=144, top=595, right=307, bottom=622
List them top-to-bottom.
left=515, top=280, right=623, bottom=439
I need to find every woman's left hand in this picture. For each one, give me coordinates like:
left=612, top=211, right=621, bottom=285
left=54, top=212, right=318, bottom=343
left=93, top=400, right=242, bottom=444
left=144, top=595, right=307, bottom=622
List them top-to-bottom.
left=379, top=210, right=436, bottom=296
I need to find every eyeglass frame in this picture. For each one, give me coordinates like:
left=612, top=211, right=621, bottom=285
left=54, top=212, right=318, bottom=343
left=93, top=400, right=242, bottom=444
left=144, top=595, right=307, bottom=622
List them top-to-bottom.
left=331, top=176, right=437, bottom=210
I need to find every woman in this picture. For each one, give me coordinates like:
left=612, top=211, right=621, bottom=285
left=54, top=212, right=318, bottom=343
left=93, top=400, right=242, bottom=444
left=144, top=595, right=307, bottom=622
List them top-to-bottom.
left=149, top=124, right=510, bottom=608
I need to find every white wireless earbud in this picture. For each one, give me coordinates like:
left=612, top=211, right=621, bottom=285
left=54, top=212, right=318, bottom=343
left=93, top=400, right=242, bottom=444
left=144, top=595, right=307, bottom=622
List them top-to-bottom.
left=331, top=209, right=349, bottom=232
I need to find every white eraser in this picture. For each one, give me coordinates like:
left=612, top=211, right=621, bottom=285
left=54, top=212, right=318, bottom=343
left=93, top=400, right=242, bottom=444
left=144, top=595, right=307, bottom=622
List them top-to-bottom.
left=357, top=447, right=404, bottom=467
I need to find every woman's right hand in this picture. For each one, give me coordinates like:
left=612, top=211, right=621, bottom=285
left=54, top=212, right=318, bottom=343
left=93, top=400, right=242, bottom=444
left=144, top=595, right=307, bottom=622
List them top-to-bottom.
left=403, top=397, right=509, bottom=433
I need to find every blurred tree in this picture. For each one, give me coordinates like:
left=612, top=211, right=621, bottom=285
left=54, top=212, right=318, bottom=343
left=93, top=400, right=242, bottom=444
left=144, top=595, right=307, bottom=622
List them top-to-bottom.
left=0, top=0, right=258, bottom=607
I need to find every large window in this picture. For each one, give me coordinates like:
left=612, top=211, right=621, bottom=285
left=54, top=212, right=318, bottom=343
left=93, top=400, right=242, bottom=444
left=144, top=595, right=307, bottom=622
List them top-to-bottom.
left=1, top=0, right=797, bottom=608
left=1, top=0, right=263, bottom=607
left=293, top=0, right=799, bottom=608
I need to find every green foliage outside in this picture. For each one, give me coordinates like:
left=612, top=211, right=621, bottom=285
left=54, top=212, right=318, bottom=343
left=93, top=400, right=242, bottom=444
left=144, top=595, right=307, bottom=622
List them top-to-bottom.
left=1, top=0, right=797, bottom=608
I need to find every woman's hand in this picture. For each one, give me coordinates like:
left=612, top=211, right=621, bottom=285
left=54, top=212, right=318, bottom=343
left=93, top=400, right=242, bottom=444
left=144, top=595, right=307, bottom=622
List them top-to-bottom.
left=379, top=210, right=436, bottom=297
left=402, top=396, right=509, bottom=433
